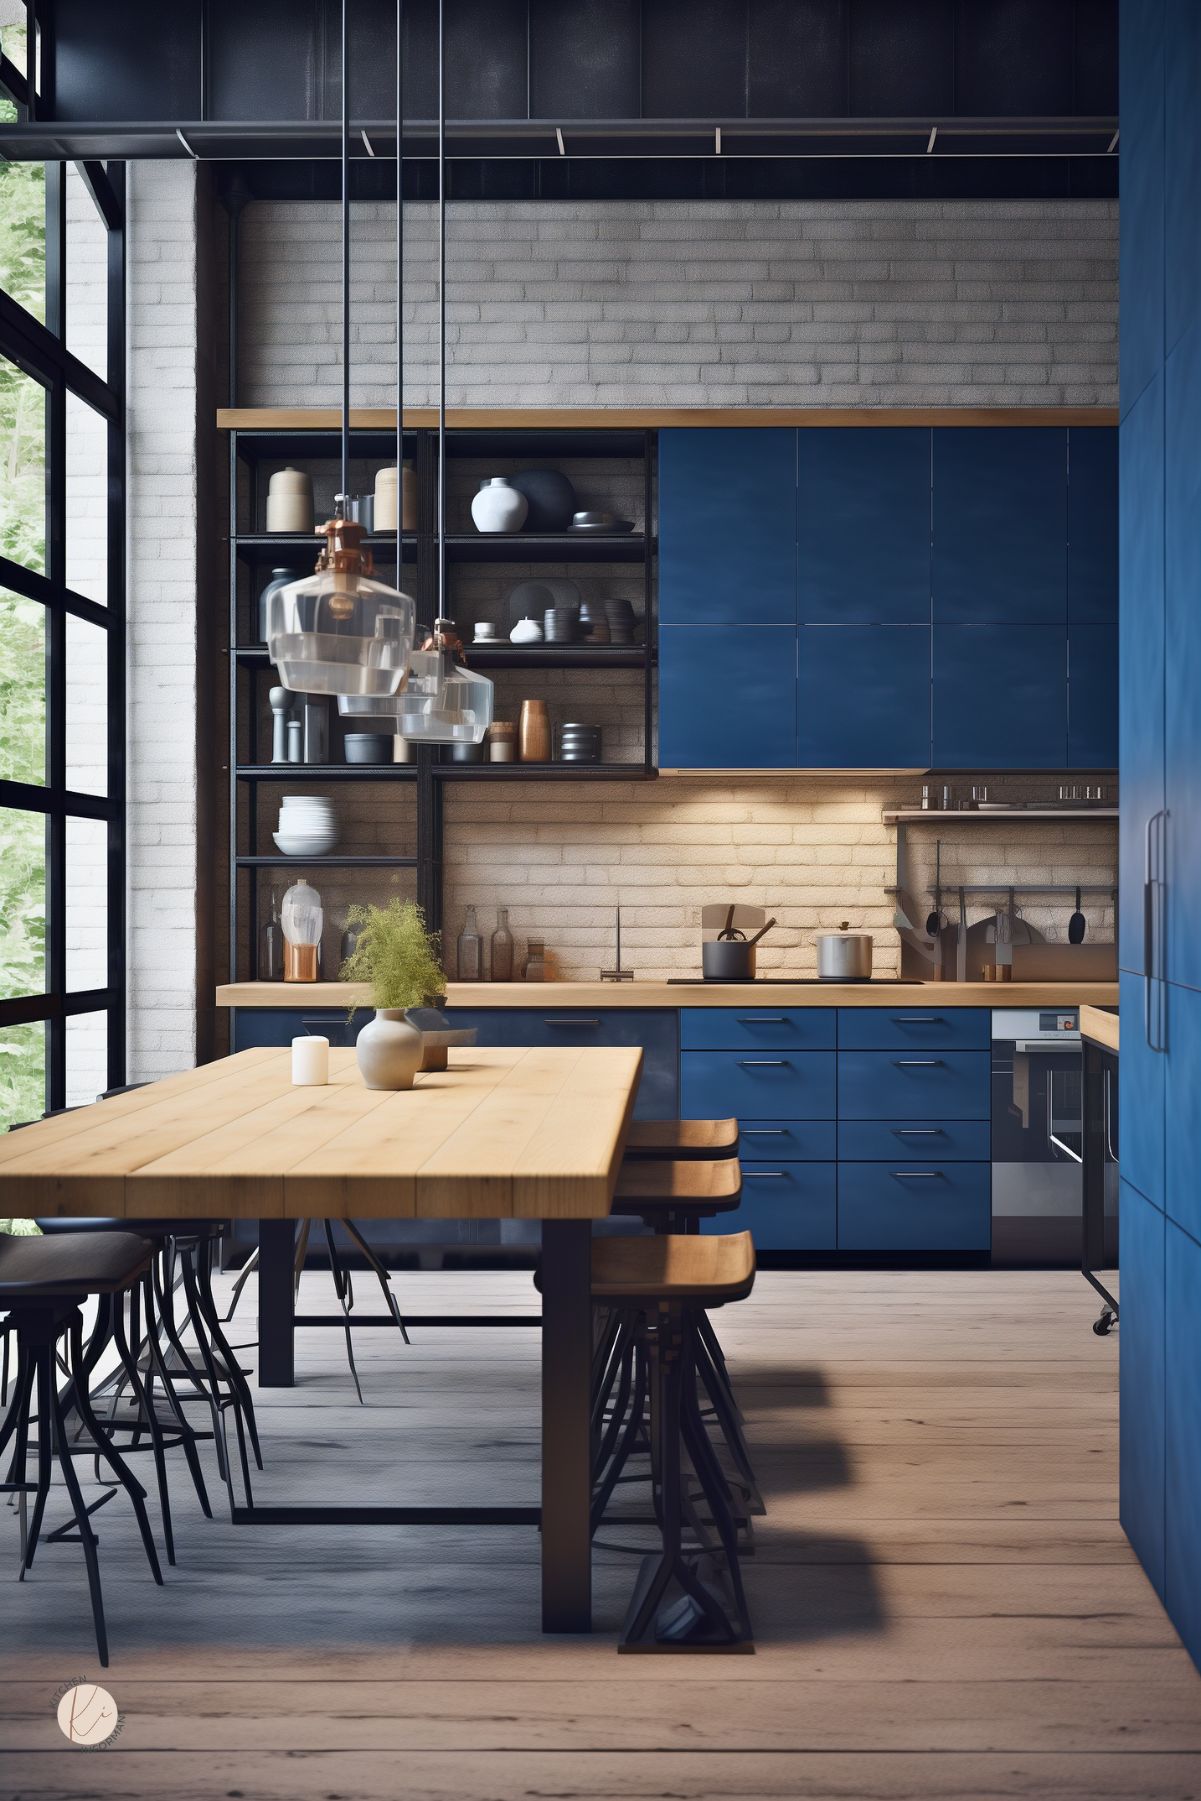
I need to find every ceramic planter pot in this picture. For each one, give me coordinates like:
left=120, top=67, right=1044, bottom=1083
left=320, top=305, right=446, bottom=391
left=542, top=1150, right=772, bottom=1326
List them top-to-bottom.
left=471, top=477, right=528, bottom=534
left=355, top=1008, right=424, bottom=1090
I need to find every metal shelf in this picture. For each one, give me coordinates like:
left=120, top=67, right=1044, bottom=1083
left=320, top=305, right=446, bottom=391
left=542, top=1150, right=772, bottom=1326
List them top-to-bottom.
left=233, top=643, right=647, bottom=670
left=434, top=763, right=657, bottom=782
left=236, top=765, right=417, bottom=781
left=884, top=807, right=1118, bottom=823
left=235, top=854, right=418, bottom=867
left=886, top=882, right=1116, bottom=897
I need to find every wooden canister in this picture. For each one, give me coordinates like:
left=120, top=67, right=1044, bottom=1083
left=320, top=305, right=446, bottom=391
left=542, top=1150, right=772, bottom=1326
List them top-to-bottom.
left=518, top=700, right=550, bottom=762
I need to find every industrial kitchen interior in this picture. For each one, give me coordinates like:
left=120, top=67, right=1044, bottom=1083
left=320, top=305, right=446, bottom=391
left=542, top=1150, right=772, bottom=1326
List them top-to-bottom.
left=0, top=2, right=1198, bottom=1797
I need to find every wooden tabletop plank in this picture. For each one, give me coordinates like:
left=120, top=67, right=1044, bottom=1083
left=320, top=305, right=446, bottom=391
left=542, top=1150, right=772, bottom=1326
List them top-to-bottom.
left=0, top=1046, right=636, bottom=1222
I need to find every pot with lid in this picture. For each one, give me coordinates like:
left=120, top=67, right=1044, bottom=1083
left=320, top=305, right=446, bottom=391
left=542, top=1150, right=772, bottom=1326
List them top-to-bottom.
left=815, top=923, right=873, bottom=982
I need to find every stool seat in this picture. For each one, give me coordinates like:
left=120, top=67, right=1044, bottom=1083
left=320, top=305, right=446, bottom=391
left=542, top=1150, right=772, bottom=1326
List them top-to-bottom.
left=625, top=1118, right=738, bottom=1160
left=615, top=1156, right=742, bottom=1216
left=36, top=1217, right=227, bottom=1240
left=0, top=1230, right=154, bottom=1298
left=592, top=1231, right=755, bottom=1303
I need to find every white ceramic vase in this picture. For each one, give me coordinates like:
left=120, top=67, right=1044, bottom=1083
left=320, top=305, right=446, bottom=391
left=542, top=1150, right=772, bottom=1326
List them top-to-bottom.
left=471, top=477, right=528, bottom=534
left=355, top=1009, right=424, bottom=1090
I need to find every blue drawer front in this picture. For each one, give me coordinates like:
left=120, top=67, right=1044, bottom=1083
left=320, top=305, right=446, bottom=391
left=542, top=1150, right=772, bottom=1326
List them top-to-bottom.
left=233, top=1006, right=360, bottom=1049
left=836, top=1007, right=991, bottom=1051
left=447, top=1008, right=678, bottom=1121
left=679, top=1008, right=836, bottom=1051
left=681, top=1050, right=836, bottom=1120
left=838, top=1050, right=991, bottom=1119
left=738, top=1119, right=837, bottom=1161
left=837, top=1119, right=991, bottom=1161
left=703, top=1162, right=837, bottom=1251
left=838, top=1163, right=992, bottom=1251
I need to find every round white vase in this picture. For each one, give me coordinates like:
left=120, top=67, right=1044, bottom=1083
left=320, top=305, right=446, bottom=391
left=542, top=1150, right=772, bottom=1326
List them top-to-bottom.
left=471, top=477, right=528, bottom=534
left=355, top=1009, right=424, bottom=1090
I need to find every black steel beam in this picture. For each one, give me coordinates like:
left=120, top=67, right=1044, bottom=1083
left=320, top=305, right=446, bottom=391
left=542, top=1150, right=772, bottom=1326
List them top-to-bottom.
left=76, top=159, right=124, bottom=231
left=0, top=291, right=119, bottom=421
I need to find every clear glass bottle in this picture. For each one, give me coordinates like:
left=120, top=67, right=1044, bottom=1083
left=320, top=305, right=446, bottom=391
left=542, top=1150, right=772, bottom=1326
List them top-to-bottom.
left=259, top=887, right=282, bottom=981
left=457, top=906, right=482, bottom=981
left=490, top=908, right=514, bottom=982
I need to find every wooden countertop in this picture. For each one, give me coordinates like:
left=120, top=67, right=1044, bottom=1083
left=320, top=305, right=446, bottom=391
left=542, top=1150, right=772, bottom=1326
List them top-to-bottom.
left=218, top=405, right=1118, bottom=432
left=216, top=979, right=1121, bottom=1010
left=1080, top=1004, right=1120, bottom=1052
left=0, top=1045, right=641, bottom=1222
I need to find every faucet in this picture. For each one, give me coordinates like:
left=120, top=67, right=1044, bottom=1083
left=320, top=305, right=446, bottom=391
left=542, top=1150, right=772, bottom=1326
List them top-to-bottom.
left=599, top=905, right=634, bottom=981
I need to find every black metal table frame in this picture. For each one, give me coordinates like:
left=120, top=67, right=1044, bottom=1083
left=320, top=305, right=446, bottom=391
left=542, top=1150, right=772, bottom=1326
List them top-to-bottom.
left=1082, top=1037, right=1119, bottom=1331
left=248, top=1216, right=593, bottom=1633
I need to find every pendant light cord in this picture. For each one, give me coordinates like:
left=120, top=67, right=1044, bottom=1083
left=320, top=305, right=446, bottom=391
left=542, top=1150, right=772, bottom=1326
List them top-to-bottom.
left=340, top=0, right=351, bottom=512
left=396, top=0, right=404, bottom=563
left=437, top=0, right=446, bottom=620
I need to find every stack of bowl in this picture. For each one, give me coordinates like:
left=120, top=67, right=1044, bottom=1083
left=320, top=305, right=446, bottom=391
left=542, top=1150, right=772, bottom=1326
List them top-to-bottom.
left=605, top=598, right=638, bottom=644
left=578, top=600, right=610, bottom=645
left=543, top=606, right=578, bottom=645
left=558, top=723, right=602, bottom=764
left=273, top=796, right=338, bottom=857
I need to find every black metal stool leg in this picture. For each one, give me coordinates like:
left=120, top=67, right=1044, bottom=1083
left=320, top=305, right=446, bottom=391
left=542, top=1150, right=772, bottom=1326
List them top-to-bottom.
left=321, top=1220, right=364, bottom=1404
left=341, top=1220, right=411, bottom=1346
left=188, top=1242, right=263, bottom=1472
left=179, top=1253, right=251, bottom=1512
left=141, top=1273, right=213, bottom=1520
left=112, top=1283, right=176, bottom=1567
left=66, top=1313, right=164, bottom=1588
left=19, top=1345, right=55, bottom=1574
left=46, top=1345, right=110, bottom=1669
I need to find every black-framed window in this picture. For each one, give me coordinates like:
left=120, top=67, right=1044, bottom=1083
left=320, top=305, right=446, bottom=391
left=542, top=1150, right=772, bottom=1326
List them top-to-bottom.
left=0, top=6, right=126, bottom=1127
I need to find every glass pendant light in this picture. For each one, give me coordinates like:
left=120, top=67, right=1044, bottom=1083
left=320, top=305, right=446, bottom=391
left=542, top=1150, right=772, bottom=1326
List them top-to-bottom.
left=267, top=0, right=416, bottom=700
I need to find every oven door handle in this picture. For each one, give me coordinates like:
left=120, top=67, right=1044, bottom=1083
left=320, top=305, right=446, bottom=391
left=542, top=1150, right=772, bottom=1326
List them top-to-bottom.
left=1013, top=1039, right=1082, bottom=1053
left=1046, top=1068, right=1084, bottom=1165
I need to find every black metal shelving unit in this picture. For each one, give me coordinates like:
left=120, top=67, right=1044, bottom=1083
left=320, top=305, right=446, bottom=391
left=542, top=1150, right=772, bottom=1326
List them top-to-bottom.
left=225, top=420, right=657, bottom=980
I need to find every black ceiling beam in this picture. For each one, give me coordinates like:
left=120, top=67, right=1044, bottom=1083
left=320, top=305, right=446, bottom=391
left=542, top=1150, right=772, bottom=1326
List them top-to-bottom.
left=0, top=114, right=1119, bottom=164
left=75, top=160, right=124, bottom=230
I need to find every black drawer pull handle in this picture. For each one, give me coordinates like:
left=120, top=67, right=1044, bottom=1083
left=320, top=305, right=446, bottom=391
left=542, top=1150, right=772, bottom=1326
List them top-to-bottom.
left=736, top=1016, right=789, bottom=1024
left=893, top=1016, right=945, bottom=1024
left=544, top=1017, right=601, bottom=1027
left=739, top=1059, right=788, bottom=1067
left=893, top=1059, right=942, bottom=1067
left=893, top=1127, right=944, bottom=1136
left=743, top=1128, right=787, bottom=1135
left=743, top=1170, right=789, bottom=1178
left=891, top=1170, right=943, bottom=1179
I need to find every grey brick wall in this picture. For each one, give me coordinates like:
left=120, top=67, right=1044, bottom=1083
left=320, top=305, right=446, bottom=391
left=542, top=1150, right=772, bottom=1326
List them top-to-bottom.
left=240, top=198, right=1118, bottom=409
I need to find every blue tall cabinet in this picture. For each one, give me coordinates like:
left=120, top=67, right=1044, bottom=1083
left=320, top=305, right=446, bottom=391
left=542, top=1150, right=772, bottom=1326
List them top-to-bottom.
left=1119, top=0, right=1201, bottom=1674
left=659, top=423, right=1117, bottom=771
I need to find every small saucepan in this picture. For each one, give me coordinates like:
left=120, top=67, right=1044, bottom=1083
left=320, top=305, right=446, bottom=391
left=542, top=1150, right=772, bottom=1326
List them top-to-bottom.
left=702, top=917, right=776, bottom=981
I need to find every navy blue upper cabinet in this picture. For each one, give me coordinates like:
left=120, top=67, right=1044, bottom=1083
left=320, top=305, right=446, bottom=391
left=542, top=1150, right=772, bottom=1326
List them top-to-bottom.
left=1121, top=0, right=1165, bottom=413
left=1165, top=0, right=1201, bottom=354
left=1165, top=321, right=1201, bottom=992
left=1119, top=378, right=1166, bottom=977
left=658, top=428, right=797, bottom=624
left=796, top=428, right=931, bottom=624
left=1068, top=428, right=1119, bottom=626
left=932, top=429, right=1067, bottom=625
left=659, top=625, right=797, bottom=768
left=797, top=626, right=931, bottom=768
left=933, top=626, right=1068, bottom=768
left=1067, top=628, right=1118, bottom=768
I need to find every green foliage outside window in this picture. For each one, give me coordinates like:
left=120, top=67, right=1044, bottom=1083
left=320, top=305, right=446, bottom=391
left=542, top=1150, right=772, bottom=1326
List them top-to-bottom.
left=0, top=19, right=49, bottom=1139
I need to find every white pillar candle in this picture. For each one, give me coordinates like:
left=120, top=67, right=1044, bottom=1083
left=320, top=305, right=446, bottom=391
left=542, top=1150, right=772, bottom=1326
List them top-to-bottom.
left=292, top=1035, right=329, bottom=1086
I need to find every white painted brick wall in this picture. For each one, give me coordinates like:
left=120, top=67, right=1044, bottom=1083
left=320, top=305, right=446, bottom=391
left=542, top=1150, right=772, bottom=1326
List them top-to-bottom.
left=126, top=162, right=201, bottom=1079
left=240, top=199, right=1117, bottom=408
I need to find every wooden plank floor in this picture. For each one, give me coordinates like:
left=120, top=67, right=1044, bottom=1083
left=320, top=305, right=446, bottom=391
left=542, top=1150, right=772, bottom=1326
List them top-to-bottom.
left=3, top=1267, right=1200, bottom=1799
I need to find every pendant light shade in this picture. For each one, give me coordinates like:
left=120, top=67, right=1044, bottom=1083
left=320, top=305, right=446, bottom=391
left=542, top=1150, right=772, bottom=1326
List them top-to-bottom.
left=268, top=520, right=416, bottom=697
left=393, top=621, right=494, bottom=744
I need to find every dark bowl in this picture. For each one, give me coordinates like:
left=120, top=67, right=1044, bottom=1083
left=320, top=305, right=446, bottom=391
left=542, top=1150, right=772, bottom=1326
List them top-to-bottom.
left=511, top=468, right=578, bottom=533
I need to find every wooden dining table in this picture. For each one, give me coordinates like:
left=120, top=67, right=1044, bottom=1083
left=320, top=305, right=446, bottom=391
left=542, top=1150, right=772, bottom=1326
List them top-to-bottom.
left=0, top=1043, right=643, bottom=1633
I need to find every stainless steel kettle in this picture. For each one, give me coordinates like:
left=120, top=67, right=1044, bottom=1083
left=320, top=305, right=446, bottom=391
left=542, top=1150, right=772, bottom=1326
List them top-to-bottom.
left=815, top=923, right=873, bottom=982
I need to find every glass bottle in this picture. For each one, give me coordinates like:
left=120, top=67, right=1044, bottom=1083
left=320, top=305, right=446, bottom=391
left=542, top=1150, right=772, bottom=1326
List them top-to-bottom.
left=259, top=887, right=282, bottom=981
left=457, top=906, right=482, bottom=981
left=490, top=908, right=514, bottom=982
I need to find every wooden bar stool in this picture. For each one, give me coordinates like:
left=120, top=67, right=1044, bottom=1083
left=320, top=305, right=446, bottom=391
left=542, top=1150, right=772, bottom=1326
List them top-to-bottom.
left=625, top=1119, right=739, bottom=1162
left=613, top=1156, right=743, bottom=1235
left=0, top=1231, right=166, bottom=1667
left=591, top=1231, right=757, bottom=1651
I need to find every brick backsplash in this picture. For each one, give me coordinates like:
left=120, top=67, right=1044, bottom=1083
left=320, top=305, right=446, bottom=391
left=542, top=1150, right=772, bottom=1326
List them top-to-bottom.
left=441, top=777, right=1117, bottom=981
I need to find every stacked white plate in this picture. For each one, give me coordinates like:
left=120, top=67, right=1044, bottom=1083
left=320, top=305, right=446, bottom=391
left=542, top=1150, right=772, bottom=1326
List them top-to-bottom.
left=273, top=795, right=338, bottom=857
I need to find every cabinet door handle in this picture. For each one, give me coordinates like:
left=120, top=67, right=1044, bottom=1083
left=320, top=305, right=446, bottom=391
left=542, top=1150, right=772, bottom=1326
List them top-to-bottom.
left=736, top=1016, right=789, bottom=1024
left=893, top=1016, right=944, bottom=1024
left=544, top=1017, right=601, bottom=1027
left=739, top=1058, right=788, bottom=1067
left=893, top=1059, right=942, bottom=1067
left=743, top=1127, right=787, bottom=1135
left=893, top=1127, right=943, bottom=1136
left=743, top=1170, right=789, bottom=1178
left=891, top=1170, right=943, bottom=1179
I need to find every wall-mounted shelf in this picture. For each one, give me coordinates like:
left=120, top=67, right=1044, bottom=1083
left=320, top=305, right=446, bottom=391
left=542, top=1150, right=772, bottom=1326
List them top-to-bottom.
left=232, top=530, right=646, bottom=563
left=234, top=644, right=647, bottom=671
left=434, top=763, right=657, bottom=782
left=235, top=765, right=417, bottom=781
left=884, top=807, right=1118, bottom=823
left=235, top=854, right=418, bottom=868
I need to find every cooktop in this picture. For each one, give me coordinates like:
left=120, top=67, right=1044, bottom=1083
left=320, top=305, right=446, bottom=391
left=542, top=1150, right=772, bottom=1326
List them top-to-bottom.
left=666, top=977, right=920, bottom=986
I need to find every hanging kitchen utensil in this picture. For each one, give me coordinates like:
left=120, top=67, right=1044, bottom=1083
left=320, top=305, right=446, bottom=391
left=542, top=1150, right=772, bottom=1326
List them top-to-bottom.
left=925, top=841, right=947, bottom=937
left=1068, top=886, right=1087, bottom=943
left=956, top=887, right=968, bottom=983
left=718, top=904, right=745, bottom=941
left=745, top=917, right=777, bottom=948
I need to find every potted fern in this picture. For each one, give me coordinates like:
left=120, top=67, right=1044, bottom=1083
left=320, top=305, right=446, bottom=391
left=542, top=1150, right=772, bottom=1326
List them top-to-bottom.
left=339, top=899, right=445, bottom=1090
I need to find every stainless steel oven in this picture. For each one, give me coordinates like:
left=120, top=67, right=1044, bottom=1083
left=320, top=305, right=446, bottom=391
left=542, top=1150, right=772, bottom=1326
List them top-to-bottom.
left=991, top=1007, right=1083, bottom=1265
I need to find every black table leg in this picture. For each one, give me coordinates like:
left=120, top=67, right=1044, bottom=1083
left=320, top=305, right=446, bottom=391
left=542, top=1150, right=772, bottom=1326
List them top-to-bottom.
left=540, top=1218, right=592, bottom=1632
left=258, top=1220, right=297, bottom=1387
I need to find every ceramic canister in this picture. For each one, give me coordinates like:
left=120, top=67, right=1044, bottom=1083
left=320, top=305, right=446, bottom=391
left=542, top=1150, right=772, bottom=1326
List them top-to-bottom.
left=373, top=464, right=417, bottom=532
left=266, top=466, right=314, bottom=534
left=471, top=477, right=528, bottom=535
